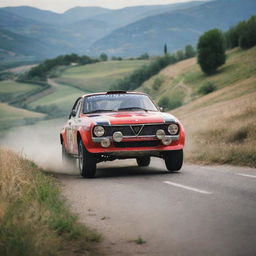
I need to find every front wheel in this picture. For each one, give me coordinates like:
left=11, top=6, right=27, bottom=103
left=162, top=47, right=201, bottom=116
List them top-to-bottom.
left=78, top=139, right=96, bottom=178
left=164, top=150, right=183, bottom=172
left=136, top=156, right=151, bottom=167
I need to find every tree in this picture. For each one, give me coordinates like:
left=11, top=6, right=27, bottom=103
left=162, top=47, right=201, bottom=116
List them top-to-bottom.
left=239, top=16, right=256, bottom=49
left=197, top=29, right=226, bottom=75
left=164, top=44, right=168, bottom=55
left=185, top=45, right=196, bottom=58
left=176, top=50, right=185, bottom=61
left=100, top=53, right=108, bottom=61
left=138, top=53, right=149, bottom=60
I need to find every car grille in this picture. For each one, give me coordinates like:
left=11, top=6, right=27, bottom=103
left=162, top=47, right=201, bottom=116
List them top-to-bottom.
left=105, top=124, right=172, bottom=137
left=113, top=140, right=160, bottom=148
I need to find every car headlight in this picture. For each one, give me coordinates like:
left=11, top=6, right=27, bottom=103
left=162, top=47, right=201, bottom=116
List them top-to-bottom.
left=168, top=124, right=179, bottom=135
left=93, top=125, right=105, bottom=137
left=156, top=129, right=165, bottom=140
left=113, top=131, right=123, bottom=142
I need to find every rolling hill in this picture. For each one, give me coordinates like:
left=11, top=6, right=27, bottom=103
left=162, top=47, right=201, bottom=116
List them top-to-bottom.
left=90, top=0, right=256, bottom=56
left=136, top=46, right=256, bottom=167
left=55, top=60, right=149, bottom=92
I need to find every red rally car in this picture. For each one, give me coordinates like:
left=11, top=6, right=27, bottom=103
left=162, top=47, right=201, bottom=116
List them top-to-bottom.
left=60, top=91, right=185, bottom=178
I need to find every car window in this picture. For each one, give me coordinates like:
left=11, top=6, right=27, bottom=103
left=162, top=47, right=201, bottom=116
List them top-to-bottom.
left=83, top=94, right=158, bottom=114
left=69, top=97, right=81, bottom=119
left=75, top=100, right=82, bottom=118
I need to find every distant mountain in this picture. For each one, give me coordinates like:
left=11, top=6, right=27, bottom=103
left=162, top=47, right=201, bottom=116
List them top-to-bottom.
left=1, top=0, right=255, bottom=60
left=89, top=0, right=256, bottom=56
left=0, top=2, right=206, bottom=59
left=90, top=2, right=204, bottom=29
left=2, top=6, right=110, bottom=25
left=2, top=6, right=62, bottom=25
left=62, top=7, right=110, bottom=24
left=0, top=10, right=79, bottom=57
left=0, top=28, right=52, bottom=59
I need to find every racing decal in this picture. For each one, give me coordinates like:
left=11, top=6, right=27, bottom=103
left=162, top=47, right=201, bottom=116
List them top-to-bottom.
left=88, top=116, right=110, bottom=126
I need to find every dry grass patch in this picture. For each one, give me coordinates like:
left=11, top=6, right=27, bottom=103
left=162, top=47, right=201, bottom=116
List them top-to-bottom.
left=174, top=88, right=256, bottom=167
left=0, top=148, right=101, bottom=256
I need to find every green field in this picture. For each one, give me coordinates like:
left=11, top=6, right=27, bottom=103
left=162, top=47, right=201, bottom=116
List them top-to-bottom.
left=137, top=47, right=256, bottom=105
left=55, top=60, right=149, bottom=92
left=0, top=80, right=40, bottom=102
left=29, top=83, right=84, bottom=112
left=0, top=102, right=45, bottom=130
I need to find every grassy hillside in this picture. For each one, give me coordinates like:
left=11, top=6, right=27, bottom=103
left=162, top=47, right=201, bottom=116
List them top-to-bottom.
left=139, top=46, right=256, bottom=167
left=138, top=47, right=256, bottom=105
left=55, top=60, right=149, bottom=92
left=0, top=80, right=40, bottom=101
left=29, top=83, right=84, bottom=113
left=0, top=103, right=45, bottom=130
left=0, top=148, right=101, bottom=256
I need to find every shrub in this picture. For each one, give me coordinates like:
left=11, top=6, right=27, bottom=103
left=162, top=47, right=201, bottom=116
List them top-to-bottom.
left=197, top=29, right=226, bottom=75
left=99, top=53, right=108, bottom=61
left=153, top=77, right=163, bottom=90
left=197, top=82, right=217, bottom=95
left=158, top=96, right=182, bottom=111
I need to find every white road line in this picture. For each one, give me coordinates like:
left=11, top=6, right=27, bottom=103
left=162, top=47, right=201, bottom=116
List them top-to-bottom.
left=237, top=173, right=256, bottom=179
left=163, top=181, right=213, bottom=195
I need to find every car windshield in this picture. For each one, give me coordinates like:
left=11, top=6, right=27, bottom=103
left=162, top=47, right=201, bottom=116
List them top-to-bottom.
left=83, top=93, right=158, bottom=114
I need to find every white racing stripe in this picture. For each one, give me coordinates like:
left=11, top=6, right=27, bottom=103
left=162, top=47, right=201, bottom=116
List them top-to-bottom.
left=237, top=173, right=256, bottom=179
left=163, top=181, right=213, bottom=195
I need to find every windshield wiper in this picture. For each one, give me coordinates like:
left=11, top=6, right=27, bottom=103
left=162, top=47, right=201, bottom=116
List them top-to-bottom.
left=118, top=107, right=148, bottom=112
left=85, top=109, right=114, bottom=114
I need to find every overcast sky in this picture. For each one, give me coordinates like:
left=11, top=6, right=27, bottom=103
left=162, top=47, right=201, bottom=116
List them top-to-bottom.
left=0, top=0, right=201, bottom=13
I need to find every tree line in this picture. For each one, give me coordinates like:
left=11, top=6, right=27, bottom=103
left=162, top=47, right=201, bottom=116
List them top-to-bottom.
left=198, top=15, right=256, bottom=75
left=111, top=44, right=196, bottom=91
left=23, top=54, right=99, bottom=81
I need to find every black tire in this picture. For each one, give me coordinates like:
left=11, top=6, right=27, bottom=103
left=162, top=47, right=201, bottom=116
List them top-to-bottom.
left=78, top=139, right=96, bottom=178
left=62, top=143, right=76, bottom=167
left=164, top=150, right=183, bottom=172
left=136, top=156, right=151, bottom=167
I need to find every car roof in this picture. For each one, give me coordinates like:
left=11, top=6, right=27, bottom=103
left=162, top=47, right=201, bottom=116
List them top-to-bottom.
left=81, top=91, right=147, bottom=98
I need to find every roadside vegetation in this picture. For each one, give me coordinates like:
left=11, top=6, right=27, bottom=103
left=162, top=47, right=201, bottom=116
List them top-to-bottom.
left=111, top=44, right=196, bottom=92
left=137, top=44, right=256, bottom=167
left=0, top=148, right=101, bottom=256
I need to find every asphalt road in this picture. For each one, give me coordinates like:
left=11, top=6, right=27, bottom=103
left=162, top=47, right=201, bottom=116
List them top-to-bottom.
left=60, top=158, right=256, bottom=256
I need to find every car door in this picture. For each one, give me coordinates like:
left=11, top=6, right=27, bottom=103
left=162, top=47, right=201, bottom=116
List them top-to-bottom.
left=66, top=98, right=81, bottom=154
left=72, top=99, right=82, bottom=155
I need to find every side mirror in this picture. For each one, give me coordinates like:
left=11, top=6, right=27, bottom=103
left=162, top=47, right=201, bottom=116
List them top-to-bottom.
left=159, top=107, right=163, bottom=112
left=71, top=109, right=76, bottom=117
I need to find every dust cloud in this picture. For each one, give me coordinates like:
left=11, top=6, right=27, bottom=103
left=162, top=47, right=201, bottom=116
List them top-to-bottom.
left=0, top=119, right=78, bottom=175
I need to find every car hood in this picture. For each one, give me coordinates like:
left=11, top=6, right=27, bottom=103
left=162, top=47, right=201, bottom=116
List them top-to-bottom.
left=88, top=111, right=177, bottom=125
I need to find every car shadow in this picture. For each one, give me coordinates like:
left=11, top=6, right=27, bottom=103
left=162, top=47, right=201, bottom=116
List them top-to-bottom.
left=94, top=165, right=181, bottom=179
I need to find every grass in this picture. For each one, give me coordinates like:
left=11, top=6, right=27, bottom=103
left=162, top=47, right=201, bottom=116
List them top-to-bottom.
left=136, top=46, right=256, bottom=167
left=138, top=47, right=256, bottom=106
left=182, top=47, right=256, bottom=94
left=137, top=58, right=196, bottom=104
left=56, top=60, right=149, bottom=92
left=172, top=68, right=256, bottom=166
left=0, top=80, right=40, bottom=102
left=29, top=84, right=84, bottom=113
left=0, top=103, right=45, bottom=130
left=0, top=148, right=101, bottom=256
left=134, top=237, right=146, bottom=245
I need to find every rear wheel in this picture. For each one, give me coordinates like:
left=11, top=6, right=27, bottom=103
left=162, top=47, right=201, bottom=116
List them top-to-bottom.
left=78, top=139, right=96, bottom=178
left=164, top=150, right=183, bottom=172
left=136, top=156, right=151, bottom=167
